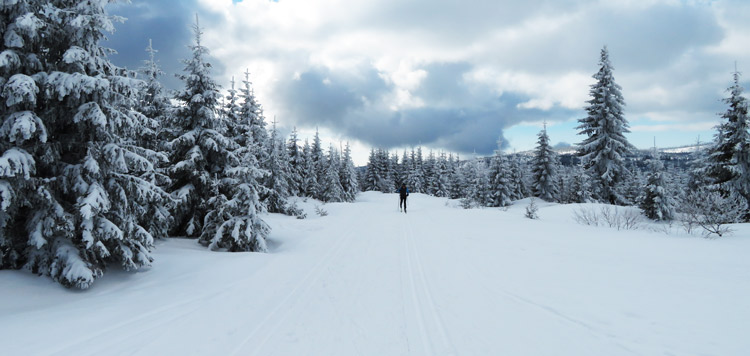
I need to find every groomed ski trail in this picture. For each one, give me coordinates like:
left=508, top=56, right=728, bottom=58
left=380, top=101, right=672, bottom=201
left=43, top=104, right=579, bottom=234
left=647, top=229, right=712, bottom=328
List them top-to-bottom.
left=400, top=211, right=457, bottom=355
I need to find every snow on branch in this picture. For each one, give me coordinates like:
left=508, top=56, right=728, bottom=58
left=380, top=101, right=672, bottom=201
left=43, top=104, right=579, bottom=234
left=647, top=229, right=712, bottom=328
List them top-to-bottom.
left=45, top=71, right=109, bottom=101
left=3, top=74, right=38, bottom=106
left=73, top=102, right=107, bottom=127
left=0, top=111, right=47, bottom=144
left=0, top=147, right=35, bottom=179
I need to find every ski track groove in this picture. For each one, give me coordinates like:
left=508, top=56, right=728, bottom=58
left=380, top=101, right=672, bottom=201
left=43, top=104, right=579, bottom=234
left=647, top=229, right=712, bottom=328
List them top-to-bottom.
left=402, top=212, right=457, bottom=355
left=401, top=213, right=434, bottom=356
left=229, top=223, right=357, bottom=356
left=397, top=225, right=413, bottom=354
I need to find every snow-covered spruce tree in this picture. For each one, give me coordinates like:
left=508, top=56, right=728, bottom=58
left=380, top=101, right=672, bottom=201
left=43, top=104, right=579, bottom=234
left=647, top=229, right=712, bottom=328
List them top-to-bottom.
left=0, top=0, right=46, bottom=268
left=8, top=0, right=168, bottom=288
left=168, top=16, right=236, bottom=239
left=135, top=39, right=172, bottom=241
left=137, top=39, right=171, bottom=149
left=576, top=46, right=635, bottom=205
left=238, top=69, right=268, bottom=165
left=702, top=71, right=750, bottom=218
left=199, top=76, right=269, bottom=252
left=261, top=119, right=292, bottom=213
left=531, top=125, right=559, bottom=202
left=286, top=127, right=303, bottom=196
left=310, top=129, right=326, bottom=198
left=300, top=138, right=318, bottom=197
left=339, top=142, right=359, bottom=202
left=321, top=145, right=344, bottom=202
left=415, top=146, right=425, bottom=190
left=488, top=147, right=513, bottom=207
left=364, top=148, right=392, bottom=193
left=406, top=148, right=424, bottom=193
left=363, top=149, right=379, bottom=191
left=378, top=149, right=394, bottom=193
left=400, top=150, right=409, bottom=187
left=422, top=151, right=437, bottom=195
left=390, top=152, right=401, bottom=191
left=432, top=152, right=451, bottom=198
left=448, top=153, right=465, bottom=199
left=508, top=154, right=529, bottom=200
left=461, top=157, right=490, bottom=207
left=639, top=158, right=674, bottom=221
left=622, top=165, right=643, bottom=206
left=569, top=166, right=593, bottom=203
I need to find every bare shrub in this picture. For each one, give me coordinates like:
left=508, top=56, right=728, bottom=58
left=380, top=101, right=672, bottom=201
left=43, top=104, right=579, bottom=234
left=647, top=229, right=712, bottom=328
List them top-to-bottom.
left=679, top=189, right=744, bottom=238
left=573, top=205, right=643, bottom=231
left=573, top=206, right=599, bottom=226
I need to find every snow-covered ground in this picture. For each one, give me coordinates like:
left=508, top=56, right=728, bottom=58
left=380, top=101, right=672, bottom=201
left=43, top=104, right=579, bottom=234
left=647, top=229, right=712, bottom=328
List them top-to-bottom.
left=2, top=192, right=749, bottom=356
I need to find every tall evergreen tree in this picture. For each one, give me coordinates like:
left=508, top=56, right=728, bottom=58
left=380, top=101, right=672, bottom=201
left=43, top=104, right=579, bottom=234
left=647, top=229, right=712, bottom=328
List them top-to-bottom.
left=1, top=0, right=167, bottom=288
left=168, top=16, right=235, bottom=239
left=135, top=39, right=173, bottom=241
left=137, top=39, right=172, bottom=146
left=576, top=46, right=635, bottom=205
left=238, top=69, right=268, bottom=164
left=703, top=71, right=750, bottom=218
left=200, top=76, right=269, bottom=251
left=262, top=119, right=292, bottom=213
left=531, top=124, right=559, bottom=202
left=286, top=127, right=304, bottom=196
left=310, top=129, right=325, bottom=197
left=300, top=139, right=317, bottom=197
left=339, top=142, right=359, bottom=202
left=321, top=145, right=344, bottom=202
left=488, top=146, right=513, bottom=207
left=406, top=148, right=424, bottom=193
left=364, top=149, right=379, bottom=192
left=400, top=150, right=410, bottom=187
left=423, top=151, right=438, bottom=195
left=390, top=152, right=401, bottom=191
left=433, top=152, right=452, bottom=198
left=448, top=153, right=465, bottom=199
left=508, top=155, right=529, bottom=200
left=463, top=157, right=490, bottom=206
left=640, top=158, right=675, bottom=221
left=569, top=166, right=593, bottom=203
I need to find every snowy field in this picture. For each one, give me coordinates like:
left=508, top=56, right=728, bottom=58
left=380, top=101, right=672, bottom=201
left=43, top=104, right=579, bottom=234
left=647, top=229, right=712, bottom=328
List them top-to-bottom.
left=1, top=192, right=749, bottom=356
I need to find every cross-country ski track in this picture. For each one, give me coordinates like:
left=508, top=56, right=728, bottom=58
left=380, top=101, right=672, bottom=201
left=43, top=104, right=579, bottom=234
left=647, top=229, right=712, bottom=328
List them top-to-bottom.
left=1, top=192, right=749, bottom=355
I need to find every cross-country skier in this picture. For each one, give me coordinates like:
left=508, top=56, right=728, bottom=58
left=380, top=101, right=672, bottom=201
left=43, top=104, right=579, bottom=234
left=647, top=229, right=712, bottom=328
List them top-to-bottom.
left=399, top=183, right=409, bottom=213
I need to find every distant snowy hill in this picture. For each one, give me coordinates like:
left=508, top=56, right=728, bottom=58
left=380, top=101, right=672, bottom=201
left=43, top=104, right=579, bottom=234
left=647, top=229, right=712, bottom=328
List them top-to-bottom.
left=1, top=192, right=748, bottom=355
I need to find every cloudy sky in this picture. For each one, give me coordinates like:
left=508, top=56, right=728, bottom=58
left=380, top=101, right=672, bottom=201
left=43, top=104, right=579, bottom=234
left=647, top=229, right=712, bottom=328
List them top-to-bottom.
left=107, top=0, right=750, bottom=165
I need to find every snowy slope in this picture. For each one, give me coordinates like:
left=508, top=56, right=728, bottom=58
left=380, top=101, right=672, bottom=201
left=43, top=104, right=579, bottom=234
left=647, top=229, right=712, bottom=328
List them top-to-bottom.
left=1, top=192, right=749, bottom=356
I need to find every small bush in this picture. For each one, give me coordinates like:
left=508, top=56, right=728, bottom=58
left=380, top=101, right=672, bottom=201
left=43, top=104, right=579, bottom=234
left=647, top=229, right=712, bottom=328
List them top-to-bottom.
left=679, top=189, right=744, bottom=238
left=525, top=198, right=539, bottom=219
left=314, top=205, right=328, bottom=217
left=573, top=205, right=643, bottom=230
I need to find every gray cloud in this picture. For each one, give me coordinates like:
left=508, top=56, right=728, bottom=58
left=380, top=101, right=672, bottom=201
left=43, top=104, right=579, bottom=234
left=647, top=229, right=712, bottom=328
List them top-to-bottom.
left=273, top=62, right=576, bottom=155
left=273, top=66, right=391, bottom=127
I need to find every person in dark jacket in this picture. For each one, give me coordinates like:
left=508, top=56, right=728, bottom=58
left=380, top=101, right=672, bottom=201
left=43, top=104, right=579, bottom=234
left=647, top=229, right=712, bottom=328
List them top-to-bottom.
left=399, top=183, right=409, bottom=213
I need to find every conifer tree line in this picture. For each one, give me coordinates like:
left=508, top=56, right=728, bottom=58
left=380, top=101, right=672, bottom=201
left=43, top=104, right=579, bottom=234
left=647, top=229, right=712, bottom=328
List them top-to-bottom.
left=0, top=1, right=357, bottom=288
left=363, top=46, right=750, bottom=226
